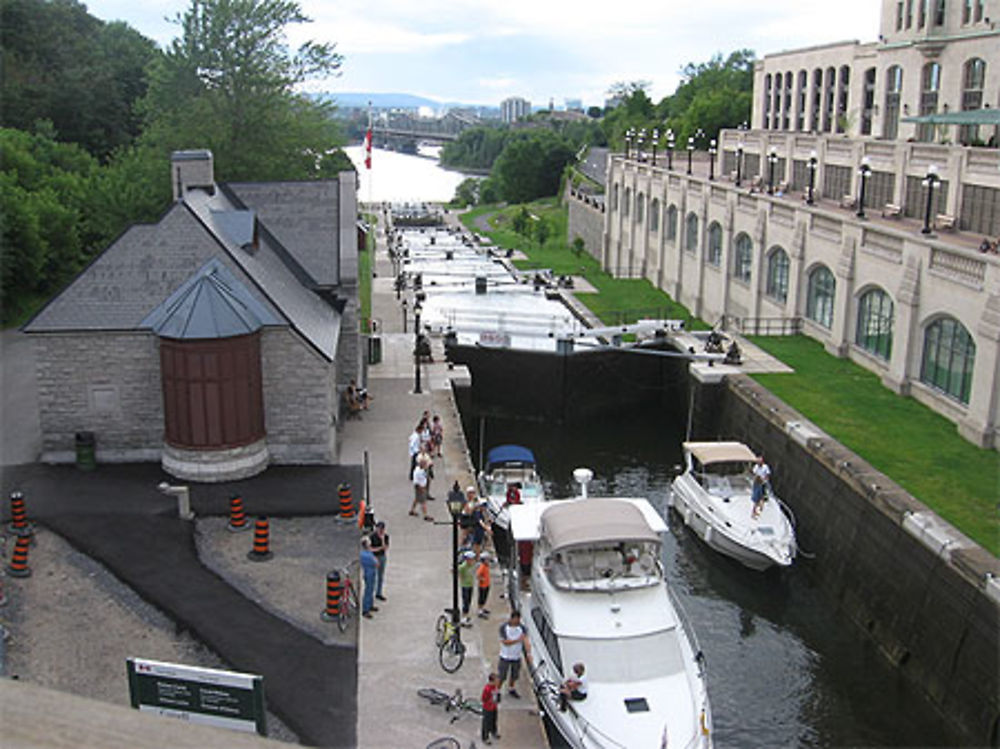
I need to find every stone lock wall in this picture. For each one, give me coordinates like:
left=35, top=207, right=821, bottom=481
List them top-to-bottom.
left=566, top=192, right=606, bottom=263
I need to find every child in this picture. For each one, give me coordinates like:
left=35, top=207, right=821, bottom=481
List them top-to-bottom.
left=476, top=552, right=491, bottom=618
left=481, top=672, right=501, bottom=745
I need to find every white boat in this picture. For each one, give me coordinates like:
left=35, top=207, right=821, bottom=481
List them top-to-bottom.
left=669, top=441, right=796, bottom=571
left=478, top=444, right=545, bottom=529
left=510, top=470, right=713, bottom=749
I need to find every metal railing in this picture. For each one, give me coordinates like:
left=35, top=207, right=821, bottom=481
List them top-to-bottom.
left=721, top=315, right=802, bottom=336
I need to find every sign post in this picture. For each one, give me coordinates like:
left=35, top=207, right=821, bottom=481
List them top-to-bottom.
left=126, top=657, right=267, bottom=736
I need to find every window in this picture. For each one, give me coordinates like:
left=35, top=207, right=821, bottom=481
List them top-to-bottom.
left=897, top=0, right=904, bottom=29
left=906, top=0, right=913, bottom=27
left=919, top=0, right=927, bottom=27
left=935, top=0, right=946, bottom=25
left=963, top=0, right=972, bottom=22
left=975, top=0, right=984, bottom=21
left=961, top=58, right=986, bottom=144
left=918, top=63, right=941, bottom=141
left=883, top=65, right=903, bottom=139
left=836, top=66, right=851, bottom=133
left=823, top=67, right=836, bottom=133
left=861, top=67, right=876, bottom=135
left=811, top=68, right=823, bottom=131
left=797, top=70, right=808, bottom=130
left=764, top=74, right=772, bottom=129
left=612, top=184, right=619, bottom=212
left=623, top=187, right=631, bottom=217
left=636, top=192, right=644, bottom=224
left=650, top=198, right=660, bottom=232
left=666, top=205, right=678, bottom=240
left=685, top=213, right=699, bottom=254
left=707, top=222, right=722, bottom=266
left=733, top=233, right=753, bottom=281
left=766, top=247, right=789, bottom=302
left=806, top=265, right=836, bottom=328
left=856, top=288, right=894, bottom=360
left=921, top=316, right=975, bottom=404
left=531, top=607, right=563, bottom=674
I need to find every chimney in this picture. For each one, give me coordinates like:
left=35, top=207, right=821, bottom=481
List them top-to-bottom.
left=171, top=150, right=215, bottom=201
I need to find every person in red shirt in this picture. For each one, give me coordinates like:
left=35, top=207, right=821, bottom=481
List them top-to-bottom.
left=481, top=672, right=501, bottom=744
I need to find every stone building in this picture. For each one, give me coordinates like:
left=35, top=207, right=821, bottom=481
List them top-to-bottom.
left=23, top=150, right=361, bottom=480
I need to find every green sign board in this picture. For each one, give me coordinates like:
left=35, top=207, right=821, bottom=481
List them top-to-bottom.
left=127, top=657, right=267, bottom=736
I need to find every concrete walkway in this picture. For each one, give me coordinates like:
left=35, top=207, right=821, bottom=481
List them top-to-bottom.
left=344, top=209, right=546, bottom=749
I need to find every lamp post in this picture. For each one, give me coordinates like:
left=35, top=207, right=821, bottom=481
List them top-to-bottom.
left=624, top=128, right=634, bottom=160
left=637, top=128, right=646, bottom=162
left=651, top=128, right=659, bottom=166
left=666, top=129, right=675, bottom=170
left=686, top=136, right=694, bottom=175
left=708, top=139, right=717, bottom=181
left=735, top=140, right=744, bottom=187
left=766, top=146, right=778, bottom=195
left=806, top=150, right=818, bottom=205
left=856, top=156, right=872, bottom=219
left=921, top=165, right=940, bottom=234
left=401, top=298, right=408, bottom=333
left=413, top=300, right=423, bottom=394
left=446, top=490, right=465, bottom=634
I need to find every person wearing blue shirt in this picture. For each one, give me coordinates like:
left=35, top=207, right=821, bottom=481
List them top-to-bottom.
left=360, top=537, right=379, bottom=619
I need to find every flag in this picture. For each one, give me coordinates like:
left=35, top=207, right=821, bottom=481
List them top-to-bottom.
left=364, top=128, right=372, bottom=170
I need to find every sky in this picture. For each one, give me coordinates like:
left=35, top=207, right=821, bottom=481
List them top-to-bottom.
left=82, top=0, right=882, bottom=107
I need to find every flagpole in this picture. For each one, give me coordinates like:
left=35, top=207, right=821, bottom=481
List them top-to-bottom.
left=366, top=100, right=373, bottom=208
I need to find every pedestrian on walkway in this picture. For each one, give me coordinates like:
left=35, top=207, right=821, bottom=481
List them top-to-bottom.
left=430, top=414, right=444, bottom=457
left=408, top=424, right=421, bottom=479
left=409, top=456, right=433, bottom=521
left=369, top=521, right=389, bottom=601
left=360, top=538, right=379, bottom=619
left=459, top=550, right=476, bottom=626
left=476, top=552, right=492, bottom=619
left=498, top=610, right=530, bottom=698
left=481, top=672, right=502, bottom=745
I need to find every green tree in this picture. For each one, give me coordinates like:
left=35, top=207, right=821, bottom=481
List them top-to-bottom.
left=140, top=0, right=345, bottom=181
left=657, top=50, right=755, bottom=144
left=491, top=131, right=575, bottom=204
left=511, top=206, right=531, bottom=237
left=534, top=218, right=551, bottom=248
left=572, top=236, right=585, bottom=257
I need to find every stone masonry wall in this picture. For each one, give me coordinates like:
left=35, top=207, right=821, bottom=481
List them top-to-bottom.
left=566, top=193, right=606, bottom=263
left=260, top=328, right=337, bottom=464
left=34, top=332, right=163, bottom=463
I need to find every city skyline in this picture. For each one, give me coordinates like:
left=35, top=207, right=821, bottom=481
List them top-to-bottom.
left=83, top=0, right=881, bottom=107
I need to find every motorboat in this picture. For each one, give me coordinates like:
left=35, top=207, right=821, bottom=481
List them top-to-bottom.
left=669, top=441, right=796, bottom=571
left=478, top=445, right=545, bottom=559
left=509, top=469, right=713, bottom=749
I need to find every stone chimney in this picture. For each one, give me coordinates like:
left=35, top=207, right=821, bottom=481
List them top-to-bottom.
left=171, top=150, right=215, bottom=201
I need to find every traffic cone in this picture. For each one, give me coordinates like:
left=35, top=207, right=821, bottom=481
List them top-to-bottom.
left=338, top=483, right=354, bottom=521
left=8, top=491, right=33, bottom=537
left=227, top=494, right=250, bottom=532
left=247, top=517, right=273, bottom=561
left=7, top=536, right=31, bottom=577
left=320, top=570, right=343, bottom=621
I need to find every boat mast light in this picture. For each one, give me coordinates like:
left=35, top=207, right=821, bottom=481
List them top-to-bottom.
left=573, top=467, right=594, bottom=498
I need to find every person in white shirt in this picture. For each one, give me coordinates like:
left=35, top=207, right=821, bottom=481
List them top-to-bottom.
left=407, top=424, right=421, bottom=479
left=751, top=455, right=772, bottom=519
left=409, top=456, right=433, bottom=521
left=498, top=611, right=530, bottom=698
left=559, top=662, right=588, bottom=712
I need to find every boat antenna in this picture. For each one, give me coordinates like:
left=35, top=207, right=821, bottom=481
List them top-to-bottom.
left=573, top=467, right=593, bottom=499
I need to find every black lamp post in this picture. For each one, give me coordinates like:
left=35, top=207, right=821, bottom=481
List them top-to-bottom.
left=624, top=128, right=634, bottom=160
left=637, top=128, right=646, bottom=162
left=651, top=128, right=659, bottom=166
left=666, top=129, right=675, bottom=170
left=686, top=136, right=694, bottom=175
left=708, top=139, right=717, bottom=181
left=735, top=140, right=744, bottom=187
left=766, top=146, right=778, bottom=195
left=806, top=150, right=818, bottom=205
left=856, top=157, right=872, bottom=219
left=921, top=165, right=940, bottom=234
left=401, top=298, right=408, bottom=333
left=413, top=300, right=423, bottom=394
left=446, top=491, right=465, bottom=633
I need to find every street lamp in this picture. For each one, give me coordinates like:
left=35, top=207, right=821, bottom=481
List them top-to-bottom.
left=624, top=127, right=634, bottom=160
left=637, top=128, right=646, bottom=162
left=651, top=128, right=659, bottom=166
left=666, top=129, right=675, bottom=170
left=686, top=136, right=694, bottom=175
left=708, top=139, right=717, bottom=181
left=735, top=140, right=744, bottom=187
left=766, top=146, right=778, bottom=195
left=806, top=150, right=818, bottom=205
left=856, top=156, right=872, bottom=219
left=921, top=165, right=940, bottom=234
left=401, top=298, right=408, bottom=333
left=413, top=299, right=423, bottom=394
left=446, top=490, right=465, bottom=636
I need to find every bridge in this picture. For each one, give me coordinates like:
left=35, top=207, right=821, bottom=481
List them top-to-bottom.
left=372, top=111, right=480, bottom=144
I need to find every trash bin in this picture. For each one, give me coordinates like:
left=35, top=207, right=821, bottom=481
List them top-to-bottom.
left=368, top=336, right=382, bottom=365
left=75, top=431, right=96, bottom=471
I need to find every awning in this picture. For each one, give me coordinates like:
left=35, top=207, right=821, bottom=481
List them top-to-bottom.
left=902, top=108, right=1000, bottom=126
left=683, top=441, right=757, bottom=465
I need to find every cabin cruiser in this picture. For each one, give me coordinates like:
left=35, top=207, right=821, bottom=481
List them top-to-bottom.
left=669, top=441, right=796, bottom=571
left=478, top=444, right=545, bottom=561
left=509, top=469, right=713, bottom=749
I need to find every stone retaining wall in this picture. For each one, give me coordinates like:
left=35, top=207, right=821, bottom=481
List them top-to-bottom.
left=566, top=192, right=606, bottom=262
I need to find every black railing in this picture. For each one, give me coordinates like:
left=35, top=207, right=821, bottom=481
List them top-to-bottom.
left=721, top=315, right=802, bottom=336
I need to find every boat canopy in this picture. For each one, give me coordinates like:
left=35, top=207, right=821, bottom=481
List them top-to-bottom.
left=683, top=441, right=757, bottom=465
left=485, top=444, right=536, bottom=468
left=541, top=499, right=659, bottom=550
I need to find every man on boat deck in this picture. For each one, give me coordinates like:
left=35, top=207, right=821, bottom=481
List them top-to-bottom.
left=751, top=455, right=772, bottom=519
left=559, top=662, right=588, bottom=712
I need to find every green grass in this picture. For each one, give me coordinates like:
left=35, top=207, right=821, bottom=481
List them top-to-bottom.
left=359, top=213, right=376, bottom=330
left=748, top=335, right=1000, bottom=555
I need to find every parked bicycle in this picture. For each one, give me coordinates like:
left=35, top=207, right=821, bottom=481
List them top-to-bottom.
left=337, top=563, right=360, bottom=633
left=435, top=609, right=466, bottom=672
left=417, top=686, right=483, bottom=723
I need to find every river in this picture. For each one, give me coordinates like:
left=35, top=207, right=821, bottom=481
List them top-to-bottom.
left=343, top=144, right=467, bottom=203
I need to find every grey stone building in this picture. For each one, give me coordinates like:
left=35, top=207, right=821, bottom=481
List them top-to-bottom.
left=23, top=150, right=361, bottom=481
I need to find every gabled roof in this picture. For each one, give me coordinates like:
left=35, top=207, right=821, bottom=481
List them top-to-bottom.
left=140, top=257, right=281, bottom=339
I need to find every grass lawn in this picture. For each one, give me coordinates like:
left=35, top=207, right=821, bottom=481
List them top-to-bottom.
left=748, top=335, right=999, bottom=556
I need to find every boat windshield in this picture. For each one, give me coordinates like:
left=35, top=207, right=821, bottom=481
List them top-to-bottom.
left=692, top=459, right=753, bottom=495
left=484, top=473, right=543, bottom=499
left=543, top=541, right=662, bottom=590
left=559, top=628, right=686, bottom=682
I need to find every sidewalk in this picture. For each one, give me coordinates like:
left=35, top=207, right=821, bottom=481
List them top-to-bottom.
left=345, top=210, right=546, bottom=748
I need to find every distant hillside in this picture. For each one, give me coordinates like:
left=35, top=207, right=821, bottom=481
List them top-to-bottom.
left=320, top=92, right=443, bottom=110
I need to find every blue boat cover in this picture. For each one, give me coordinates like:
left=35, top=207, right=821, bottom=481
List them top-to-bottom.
left=486, top=444, right=536, bottom=468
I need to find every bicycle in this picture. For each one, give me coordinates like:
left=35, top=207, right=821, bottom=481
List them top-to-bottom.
left=337, top=564, right=360, bottom=633
left=435, top=609, right=466, bottom=673
left=417, top=686, right=483, bottom=723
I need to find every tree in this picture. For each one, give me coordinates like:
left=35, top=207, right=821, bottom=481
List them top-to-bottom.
left=140, top=0, right=345, bottom=181
left=491, top=131, right=575, bottom=204
left=511, top=206, right=531, bottom=237
left=534, top=218, right=550, bottom=248
left=572, top=236, right=585, bottom=257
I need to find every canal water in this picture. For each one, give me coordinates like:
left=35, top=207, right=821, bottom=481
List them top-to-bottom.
left=344, top=144, right=467, bottom=203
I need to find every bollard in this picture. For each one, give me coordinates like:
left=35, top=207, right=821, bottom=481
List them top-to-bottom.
left=338, top=483, right=354, bottom=521
left=8, top=491, right=34, bottom=537
left=227, top=494, right=250, bottom=532
left=356, top=498, right=366, bottom=530
left=247, top=517, right=273, bottom=561
left=7, top=536, right=32, bottom=577
left=320, top=570, right=343, bottom=621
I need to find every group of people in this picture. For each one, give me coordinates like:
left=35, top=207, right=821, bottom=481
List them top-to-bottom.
left=978, top=237, right=1000, bottom=255
left=343, top=378, right=372, bottom=419
left=408, top=411, right=444, bottom=521
left=358, top=521, right=390, bottom=619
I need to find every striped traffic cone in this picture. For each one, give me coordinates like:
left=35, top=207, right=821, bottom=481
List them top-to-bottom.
left=338, top=483, right=354, bottom=521
left=8, top=491, right=33, bottom=537
left=227, top=494, right=250, bottom=532
left=247, top=517, right=273, bottom=561
left=7, top=536, right=31, bottom=577
left=320, top=571, right=343, bottom=622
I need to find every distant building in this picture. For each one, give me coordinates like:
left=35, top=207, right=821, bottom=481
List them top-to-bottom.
left=500, top=97, right=532, bottom=123
left=565, top=98, right=583, bottom=112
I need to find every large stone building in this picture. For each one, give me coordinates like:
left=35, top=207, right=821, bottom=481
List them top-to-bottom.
left=591, top=2, right=1000, bottom=450
left=500, top=96, right=532, bottom=123
left=24, top=150, right=361, bottom=480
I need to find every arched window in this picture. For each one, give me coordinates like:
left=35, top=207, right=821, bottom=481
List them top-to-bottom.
left=961, top=58, right=987, bottom=144
left=918, top=62, right=941, bottom=141
left=836, top=65, right=850, bottom=133
left=883, top=65, right=903, bottom=139
left=823, top=66, right=836, bottom=133
left=861, top=67, right=876, bottom=135
left=811, top=68, right=823, bottom=131
left=797, top=70, right=808, bottom=130
left=784, top=71, right=793, bottom=129
left=764, top=74, right=772, bottom=129
left=612, top=184, right=619, bottom=212
left=623, top=187, right=631, bottom=217
left=636, top=192, right=644, bottom=224
left=650, top=198, right=660, bottom=232
left=666, top=205, right=678, bottom=240
left=685, top=213, right=699, bottom=254
left=707, top=222, right=723, bottom=266
left=733, top=233, right=753, bottom=281
left=766, top=247, right=789, bottom=302
left=806, top=265, right=835, bottom=328
left=855, top=288, right=894, bottom=360
left=921, top=316, right=975, bottom=404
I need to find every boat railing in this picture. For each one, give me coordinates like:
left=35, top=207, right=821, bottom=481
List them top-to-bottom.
left=665, top=583, right=708, bottom=681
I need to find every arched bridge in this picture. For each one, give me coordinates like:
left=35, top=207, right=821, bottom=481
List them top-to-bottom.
left=372, top=111, right=480, bottom=143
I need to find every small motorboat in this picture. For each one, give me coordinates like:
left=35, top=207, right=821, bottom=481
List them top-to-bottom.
left=669, top=441, right=796, bottom=571
left=478, top=444, right=545, bottom=560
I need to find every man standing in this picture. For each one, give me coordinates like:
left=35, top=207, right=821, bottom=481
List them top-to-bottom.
left=407, top=424, right=422, bottom=478
left=751, top=455, right=772, bottom=519
left=409, top=456, right=432, bottom=521
left=369, top=521, right=389, bottom=602
left=360, top=537, right=379, bottom=619
left=498, top=610, right=530, bottom=698
left=481, top=672, right=502, bottom=745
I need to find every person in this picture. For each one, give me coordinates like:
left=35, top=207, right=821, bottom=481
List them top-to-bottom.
left=980, top=237, right=993, bottom=253
left=343, top=383, right=362, bottom=420
left=430, top=414, right=444, bottom=457
left=407, top=424, right=422, bottom=479
left=419, top=445, right=436, bottom=500
left=751, top=455, right=772, bottom=519
left=409, top=456, right=433, bottom=521
left=504, top=481, right=521, bottom=509
left=459, top=485, right=477, bottom=546
left=470, top=497, right=492, bottom=556
left=369, top=521, right=389, bottom=602
left=359, top=538, right=379, bottom=619
left=459, top=550, right=476, bottom=626
left=476, top=552, right=492, bottom=619
left=498, top=610, right=530, bottom=698
left=559, top=662, right=588, bottom=712
left=480, top=672, right=502, bottom=745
